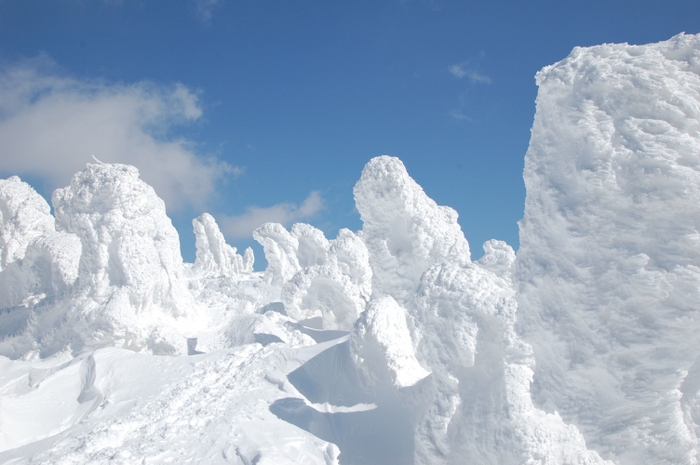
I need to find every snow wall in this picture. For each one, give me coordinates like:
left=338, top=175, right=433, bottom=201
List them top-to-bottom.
left=1, top=32, right=700, bottom=465
left=516, top=32, right=700, bottom=464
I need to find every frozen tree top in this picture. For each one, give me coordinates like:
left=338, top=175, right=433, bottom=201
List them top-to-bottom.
left=0, top=176, right=55, bottom=271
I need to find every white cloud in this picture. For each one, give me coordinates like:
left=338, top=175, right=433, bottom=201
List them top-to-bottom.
left=0, top=55, right=239, bottom=211
left=448, top=63, right=491, bottom=84
left=219, top=191, right=325, bottom=240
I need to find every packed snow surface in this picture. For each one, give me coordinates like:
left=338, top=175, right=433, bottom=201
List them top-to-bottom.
left=1, top=32, right=700, bottom=464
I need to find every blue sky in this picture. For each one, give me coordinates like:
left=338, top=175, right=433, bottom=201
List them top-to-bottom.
left=0, top=0, right=698, bottom=266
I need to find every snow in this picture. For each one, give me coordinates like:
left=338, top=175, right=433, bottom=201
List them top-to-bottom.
left=1, top=32, right=699, bottom=465
left=516, top=32, right=700, bottom=464
left=353, top=155, right=471, bottom=303
left=0, top=176, right=55, bottom=271
left=193, top=212, right=254, bottom=277
left=352, top=295, right=430, bottom=389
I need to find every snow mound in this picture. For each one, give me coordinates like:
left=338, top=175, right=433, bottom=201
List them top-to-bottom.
left=517, top=32, right=700, bottom=464
left=53, top=162, right=195, bottom=318
left=352, top=295, right=429, bottom=389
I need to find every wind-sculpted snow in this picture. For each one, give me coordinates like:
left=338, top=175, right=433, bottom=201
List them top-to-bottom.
left=2, top=33, right=699, bottom=465
left=517, top=33, right=700, bottom=464
left=0, top=154, right=607, bottom=464
left=349, top=156, right=606, bottom=464
left=354, top=156, right=471, bottom=303
left=53, top=162, right=195, bottom=317
left=0, top=163, right=212, bottom=358
left=0, top=176, right=56, bottom=271
left=193, top=212, right=253, bottom=277
left=254, top=222, right=302, bottom=287
left=255, top=222, right=372, bottom=330
left=0, top=231, right=81, bottom=309
left=411, top=257, right=608, bottom=465
left=352, top=295, right=429, bottom=389
left=0, top=344, right=342, bottom=464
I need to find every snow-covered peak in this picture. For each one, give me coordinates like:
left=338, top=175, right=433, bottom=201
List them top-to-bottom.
left=354, top=155, right=471, bottom=302
left=0, top=176, right=55, bottom=271
left=193, top=212, right=253, bottom=277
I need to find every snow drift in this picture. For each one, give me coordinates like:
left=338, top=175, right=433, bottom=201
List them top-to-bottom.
left=1, top=32, right=700, bottom=465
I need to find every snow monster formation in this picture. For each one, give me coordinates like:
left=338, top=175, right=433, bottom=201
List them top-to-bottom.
left=1, top=33, right=700, bottom=465
left=516, top=33, right=700, bottom=464
left=350, top=156, right=607, bottom=465
left=0, top=163, right=206, bottom=358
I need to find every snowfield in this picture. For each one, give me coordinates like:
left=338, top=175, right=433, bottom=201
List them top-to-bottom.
left=1, top=33, right=700, bottom=464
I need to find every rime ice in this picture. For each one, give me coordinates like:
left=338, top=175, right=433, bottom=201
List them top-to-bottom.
left=2, top=33, right=700, bottom=465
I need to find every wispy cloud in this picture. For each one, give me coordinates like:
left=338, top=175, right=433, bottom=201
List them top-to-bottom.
left=194, top=0, right=220, bottom=21
left=0, top=55, right=240, bottom=211
left=448, top=63, right=491, bottom=84
left=449, top=110, right=472, bottom=121
left=219, top=191, right=325, bottom=240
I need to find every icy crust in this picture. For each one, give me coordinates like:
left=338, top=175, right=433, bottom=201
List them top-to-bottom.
left=516, top=33, right=700, bottom=464
left=353, top=156, right=471, bottom=303
left=0, top=176, right=55, bottom=271
left=193, top=212, right=253, bottom=277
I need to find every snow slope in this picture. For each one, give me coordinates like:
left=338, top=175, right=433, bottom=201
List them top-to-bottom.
left=1, top=32, right=699, bottom=465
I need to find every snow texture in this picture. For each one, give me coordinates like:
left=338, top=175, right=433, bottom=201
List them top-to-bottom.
left=1, top=32, right=700, bottom=465
left=516, top=32, right=700, bottom=464
left=354, top=155, right=471, bottom=304
left=0, top=176, right=56, bottom=271
left=193, top=212, right=253, bottom=277
left=256, top=222, right=372, bottom=330
left=352, top=295, right=430, bottom=389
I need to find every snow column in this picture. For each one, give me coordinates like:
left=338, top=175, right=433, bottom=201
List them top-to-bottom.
left=516, top=33, right=700, bottom=464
